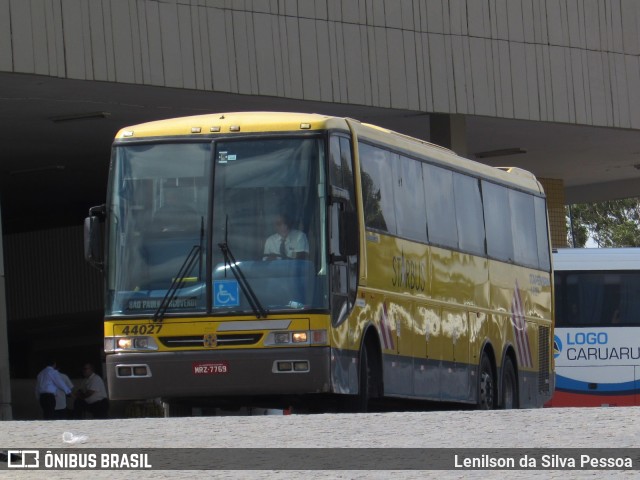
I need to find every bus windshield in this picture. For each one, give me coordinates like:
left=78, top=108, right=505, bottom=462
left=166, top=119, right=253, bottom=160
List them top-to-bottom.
left=106, top=137, right=328, bottom=316
left=555, top=271, right=640, bottom=326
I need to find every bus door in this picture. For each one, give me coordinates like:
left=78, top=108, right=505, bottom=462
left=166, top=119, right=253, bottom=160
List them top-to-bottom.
left=328, top=135, right=358, bottom=327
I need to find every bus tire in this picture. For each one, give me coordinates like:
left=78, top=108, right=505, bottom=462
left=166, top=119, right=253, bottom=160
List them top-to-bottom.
left=340, top=340, right=377, bottom=413
left=358, top=342, right=373, bottom=412
left=477, top=353, right=495, bottom=410
left=501, top=356, right=518, bottom=409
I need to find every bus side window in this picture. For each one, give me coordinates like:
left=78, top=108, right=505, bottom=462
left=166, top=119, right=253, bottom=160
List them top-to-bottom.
left=359, top=142, right=396, bottom=234
left=395, top=155, right=427, bottom=243
left=423, top=163, right=457, bottom=248
left=453, top=172, right=484, bottom=255
left=482, top=181, right=514, bottom=263
left=616, top=273, right=640, bottom=324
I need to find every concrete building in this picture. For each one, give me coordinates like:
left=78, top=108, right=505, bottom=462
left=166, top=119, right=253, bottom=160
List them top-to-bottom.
left=1, top=0, right=640, bottom=418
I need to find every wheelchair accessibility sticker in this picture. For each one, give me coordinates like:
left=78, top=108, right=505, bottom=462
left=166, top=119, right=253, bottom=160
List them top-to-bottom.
left=214, top=280, right=239, bottom=307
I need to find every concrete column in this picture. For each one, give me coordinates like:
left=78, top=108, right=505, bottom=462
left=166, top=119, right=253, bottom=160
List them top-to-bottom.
left=429, top=114, right=468, bottom=157
left=538, top=178, right=568, bottom=249
left=0, top=204, right=12, bottom=419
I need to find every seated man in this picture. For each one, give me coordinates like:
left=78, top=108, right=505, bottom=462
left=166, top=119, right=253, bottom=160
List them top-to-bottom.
left=264, top=213, right=309, bottom=260
left=73, top=363, right=109, bottom=419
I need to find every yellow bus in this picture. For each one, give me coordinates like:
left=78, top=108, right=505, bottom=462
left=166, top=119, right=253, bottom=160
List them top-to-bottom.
left=84, top=112, right=554, bottom=413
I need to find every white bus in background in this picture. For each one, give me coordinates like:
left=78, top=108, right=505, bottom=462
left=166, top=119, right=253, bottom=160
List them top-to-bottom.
left=548, top=248, right=640, bottom=407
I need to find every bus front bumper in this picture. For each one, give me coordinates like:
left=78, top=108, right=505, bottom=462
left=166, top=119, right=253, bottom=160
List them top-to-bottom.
left=105, top=347, right=331, bottom=401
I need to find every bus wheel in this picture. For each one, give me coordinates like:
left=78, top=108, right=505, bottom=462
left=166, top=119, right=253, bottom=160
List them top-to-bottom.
left=340, top=341, right=376, bottom=413
left=358, top=343, right=374, bottom=412
left=477, top=354, right=495, bottom=410
left=501, top=357, right=518, bottom=409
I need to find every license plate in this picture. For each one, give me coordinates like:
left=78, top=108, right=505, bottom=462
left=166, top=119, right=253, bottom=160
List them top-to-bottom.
left=192, top=361, right=229, bottom=375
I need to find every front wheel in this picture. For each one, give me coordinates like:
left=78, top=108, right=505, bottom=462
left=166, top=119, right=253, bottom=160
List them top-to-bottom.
left=339, top=341, right=377, bottom=413
left=477, top=354, right=496, bottom=410
left=501, top=357, right=518, bottom=409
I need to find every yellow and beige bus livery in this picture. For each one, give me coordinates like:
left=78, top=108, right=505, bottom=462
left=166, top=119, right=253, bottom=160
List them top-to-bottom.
left=85, top=112, right=554, bottom=413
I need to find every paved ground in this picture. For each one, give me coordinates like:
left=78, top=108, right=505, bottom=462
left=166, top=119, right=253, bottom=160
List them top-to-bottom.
left=0, top=407, right=639, bottom=479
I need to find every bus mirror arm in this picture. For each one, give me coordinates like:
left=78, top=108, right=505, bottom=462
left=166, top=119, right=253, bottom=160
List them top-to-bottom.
left=329, top=186, right=349, bottom=206
left=84, top=204, right=105, bottom=270
left=89, top=204, right=106, bottom=217
left=330, top=253, right=347, bottom=264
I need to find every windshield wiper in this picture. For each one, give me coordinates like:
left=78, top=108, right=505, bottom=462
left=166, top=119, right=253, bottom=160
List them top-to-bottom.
left=217, top=214, right=267, bottom=319
left=218, top=215, right=269, bottom=318
left=153, top=218, right=205, bottom=323
left=218, top=241, right=267, bottom=319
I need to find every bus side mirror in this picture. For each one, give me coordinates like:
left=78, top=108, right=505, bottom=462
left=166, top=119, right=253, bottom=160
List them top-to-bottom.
left=330, top=187, right=357, bottom=259
left=84, top=205, right=105, bottom=270
left=341, top=209, right=357, bottom=256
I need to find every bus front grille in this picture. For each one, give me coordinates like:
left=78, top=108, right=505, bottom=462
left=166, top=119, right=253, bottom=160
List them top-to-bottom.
left=158, top=333, right=263, bottom=348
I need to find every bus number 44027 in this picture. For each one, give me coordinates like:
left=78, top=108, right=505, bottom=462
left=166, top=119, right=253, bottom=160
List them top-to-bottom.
left=192, top=362, right=229, bottom=375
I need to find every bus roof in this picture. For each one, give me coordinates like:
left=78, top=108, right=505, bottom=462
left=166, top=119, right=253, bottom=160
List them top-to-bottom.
left=114, top=111, right=346, bottom=138
left=115, top=111, right=544, bottom=195
left=553, top=248, right=640, bottom=271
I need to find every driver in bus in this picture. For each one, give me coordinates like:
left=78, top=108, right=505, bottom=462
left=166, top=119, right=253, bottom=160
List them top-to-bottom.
left=263, top=213, right=308, bottom=260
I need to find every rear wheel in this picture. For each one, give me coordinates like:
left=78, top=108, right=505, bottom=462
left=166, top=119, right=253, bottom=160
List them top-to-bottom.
left=477, top=354, right=495, bottom=410
left=501, top=356, right=518, bottom=409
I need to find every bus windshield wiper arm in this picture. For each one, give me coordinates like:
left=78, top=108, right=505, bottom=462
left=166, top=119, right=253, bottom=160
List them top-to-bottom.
left=153, top=218, right=204, bottom=323
left=218, top=242, right=267, bottom=319
left=153, top=245, right=201, bottom=323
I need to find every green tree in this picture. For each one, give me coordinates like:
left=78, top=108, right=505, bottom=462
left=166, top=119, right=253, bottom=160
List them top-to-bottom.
left=567, top=198, right=640, bottom=247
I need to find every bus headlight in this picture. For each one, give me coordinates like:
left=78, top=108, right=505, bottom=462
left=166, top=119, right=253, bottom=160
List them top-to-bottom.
left=266, top=330, right=327, bottom=346
left=274, top=332, right=290, bottom=344
left=292, top=332, right=308, bottom=343
left=104, top=336, right=159, bottom=352
left=117, top=337, right=133, bottom=349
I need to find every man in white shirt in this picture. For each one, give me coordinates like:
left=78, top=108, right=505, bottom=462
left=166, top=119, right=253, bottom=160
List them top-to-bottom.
left=263, top=213, right=308, bottom=260
left=35, top=359, right=73, bottom=420
left=73, top=363, right=109, bottom=419
left=54, top=372, right=74, bottom=419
